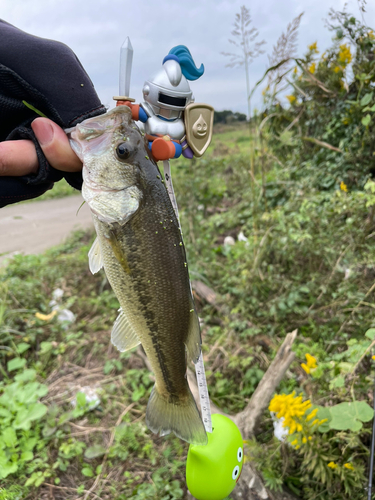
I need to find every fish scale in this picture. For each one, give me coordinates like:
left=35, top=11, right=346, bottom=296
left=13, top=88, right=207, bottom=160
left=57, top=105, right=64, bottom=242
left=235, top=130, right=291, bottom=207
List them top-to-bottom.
left=94, top=209, right=189, bottom=398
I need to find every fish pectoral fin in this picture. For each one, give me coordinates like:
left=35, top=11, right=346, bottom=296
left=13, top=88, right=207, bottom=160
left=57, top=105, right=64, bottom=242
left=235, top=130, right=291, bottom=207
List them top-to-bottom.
left=88, top=237, right=104, bottom=274
left=185, top=303, right=202, bottom=364
left=111, top=308, right=141, bottom=352
left=146, top=384, right=207, bottom=446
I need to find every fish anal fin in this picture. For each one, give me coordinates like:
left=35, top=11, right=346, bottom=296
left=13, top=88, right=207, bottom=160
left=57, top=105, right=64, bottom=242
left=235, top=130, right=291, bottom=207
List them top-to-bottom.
left=88, top=237, right=104, bottom=274
left=111, top=308, right=141, bottom=352
left=146, top=384, right=207, bottom=446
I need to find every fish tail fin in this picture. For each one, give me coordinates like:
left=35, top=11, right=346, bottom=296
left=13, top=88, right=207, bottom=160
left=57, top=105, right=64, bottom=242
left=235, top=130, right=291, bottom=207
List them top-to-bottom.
left=146, top=384, right=207, bottom=446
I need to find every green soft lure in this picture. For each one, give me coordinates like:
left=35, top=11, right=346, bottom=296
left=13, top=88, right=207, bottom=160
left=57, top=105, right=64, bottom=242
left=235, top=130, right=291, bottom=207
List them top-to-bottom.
left=186, top=414, right=244, bottom=500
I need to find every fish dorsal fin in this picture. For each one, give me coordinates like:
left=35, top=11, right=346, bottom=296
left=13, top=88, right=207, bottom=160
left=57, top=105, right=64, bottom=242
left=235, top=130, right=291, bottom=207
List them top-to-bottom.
left=88, top=237, right=104, bottom=274
left=185, top=301, right=202, bottom=364
left=111, top=308, right=141, bottom=352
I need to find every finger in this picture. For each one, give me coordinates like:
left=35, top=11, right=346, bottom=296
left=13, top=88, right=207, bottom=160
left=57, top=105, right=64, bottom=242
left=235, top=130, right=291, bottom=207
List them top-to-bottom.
left=31, top=118, right=82, bottom=172
left=0, top=140, right=38, bottom=176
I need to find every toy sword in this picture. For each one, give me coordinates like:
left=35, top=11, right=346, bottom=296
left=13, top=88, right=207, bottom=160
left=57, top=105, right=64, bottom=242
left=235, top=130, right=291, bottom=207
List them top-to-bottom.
left=113, top=37, right=135, bottom=103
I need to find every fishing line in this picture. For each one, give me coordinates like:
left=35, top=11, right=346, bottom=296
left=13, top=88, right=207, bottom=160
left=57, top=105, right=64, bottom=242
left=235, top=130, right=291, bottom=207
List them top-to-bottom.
left=163, top=160, right=213, bottom=434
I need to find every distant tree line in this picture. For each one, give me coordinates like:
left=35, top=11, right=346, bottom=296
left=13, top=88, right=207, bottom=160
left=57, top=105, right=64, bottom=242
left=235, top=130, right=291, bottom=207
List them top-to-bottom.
left=214, top=109, right=247, bottom=125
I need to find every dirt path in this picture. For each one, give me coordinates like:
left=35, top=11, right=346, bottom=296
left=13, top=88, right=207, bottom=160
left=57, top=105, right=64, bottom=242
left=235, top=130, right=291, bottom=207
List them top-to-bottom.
left=0, top=195, right=93, bottom=266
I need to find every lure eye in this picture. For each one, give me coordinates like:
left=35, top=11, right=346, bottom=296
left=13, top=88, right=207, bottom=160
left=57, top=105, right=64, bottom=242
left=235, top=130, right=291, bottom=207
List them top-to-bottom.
left=116, top=142, right=132, bottom=160
left=237, top=447, right=243, bottom=463
left=232, top=465, right=240, bottom=481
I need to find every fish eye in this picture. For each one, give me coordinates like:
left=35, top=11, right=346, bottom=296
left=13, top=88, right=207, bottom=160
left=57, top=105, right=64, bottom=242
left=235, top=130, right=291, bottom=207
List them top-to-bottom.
left=116, top=142, right=132, bottom=160
left=237, top=447, right=243, bottom=462
left=232, top=465, right=240, bottom=481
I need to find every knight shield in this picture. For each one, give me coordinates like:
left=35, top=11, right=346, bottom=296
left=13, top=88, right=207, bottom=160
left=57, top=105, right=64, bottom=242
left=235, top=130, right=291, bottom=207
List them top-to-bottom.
left=184, top=103, right=214, bottom=157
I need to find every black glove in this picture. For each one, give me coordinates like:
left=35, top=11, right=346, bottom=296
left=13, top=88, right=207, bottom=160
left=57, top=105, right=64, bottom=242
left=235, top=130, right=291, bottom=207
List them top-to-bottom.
left=0, top=19, right=106, bottom=207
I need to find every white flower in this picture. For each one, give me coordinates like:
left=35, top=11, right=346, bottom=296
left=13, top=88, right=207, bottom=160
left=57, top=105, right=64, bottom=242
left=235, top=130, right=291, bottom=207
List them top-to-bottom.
left=237, top=231, right=248, bottom=243
left=224, top=236, right=235, bottom=246
left=49, top=288, right=75, bottom=328
left=71, top=386, right=101, bottom=410
left=271, top=412, right=289, bottom=441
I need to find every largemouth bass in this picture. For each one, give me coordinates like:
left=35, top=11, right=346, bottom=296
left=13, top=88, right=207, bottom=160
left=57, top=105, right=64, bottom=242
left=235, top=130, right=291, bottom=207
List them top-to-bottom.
left=69, top=106, right=207, bottom=446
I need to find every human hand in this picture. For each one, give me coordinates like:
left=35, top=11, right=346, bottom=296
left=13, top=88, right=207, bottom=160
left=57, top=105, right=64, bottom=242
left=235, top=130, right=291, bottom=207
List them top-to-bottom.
left=0, top=20, right=106, bottom=207
left=0, top=117, right=82, bottom=177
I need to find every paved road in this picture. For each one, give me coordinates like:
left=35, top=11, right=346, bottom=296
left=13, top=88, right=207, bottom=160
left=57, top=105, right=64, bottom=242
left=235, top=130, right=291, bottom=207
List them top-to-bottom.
left=0, top=195, right=93, bottom=266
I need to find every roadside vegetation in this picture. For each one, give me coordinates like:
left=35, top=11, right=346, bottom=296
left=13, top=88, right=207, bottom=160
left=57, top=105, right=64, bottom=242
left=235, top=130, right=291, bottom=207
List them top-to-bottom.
left=2, top=6, right=375, bottom=500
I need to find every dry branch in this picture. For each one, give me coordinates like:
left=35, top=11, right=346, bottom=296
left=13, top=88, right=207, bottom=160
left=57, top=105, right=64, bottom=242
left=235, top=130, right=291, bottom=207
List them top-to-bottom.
left=296, top=61, right=335, bottom=95
left=285, top=107, right=305, bottom=132
left=301, top=136, right=342, bottom=153
left=191, top=280, right=218, bottom=308
left=234, top=329, right=297, bottom=438
left=43, top=484, right=102, bottom=500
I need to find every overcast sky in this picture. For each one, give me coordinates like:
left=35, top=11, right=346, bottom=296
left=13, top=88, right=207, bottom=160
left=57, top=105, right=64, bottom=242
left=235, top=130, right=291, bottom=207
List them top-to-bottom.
left=1, top=0, right=374, bottom=117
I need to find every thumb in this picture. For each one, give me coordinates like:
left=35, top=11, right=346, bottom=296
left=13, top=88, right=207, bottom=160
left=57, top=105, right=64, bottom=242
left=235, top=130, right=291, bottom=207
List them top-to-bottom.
left=31, top=118, right=82, bottom=172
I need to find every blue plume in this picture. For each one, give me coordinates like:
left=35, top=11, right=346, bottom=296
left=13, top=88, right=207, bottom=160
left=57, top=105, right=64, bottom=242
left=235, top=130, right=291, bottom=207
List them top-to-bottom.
left=167, top=45, right=204, bottom=81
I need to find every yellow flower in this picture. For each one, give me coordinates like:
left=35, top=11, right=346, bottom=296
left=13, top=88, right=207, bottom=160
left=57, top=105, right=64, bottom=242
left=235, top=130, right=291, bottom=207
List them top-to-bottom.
left=368, top=30, right=375, bottom=41
left=308, top=42, right=319, bottom=54
left=338, top=44, right=352, bottom=65
left=309, top=62, right=316, bottom=74
left=294, top=66, right=298, bottom=74
left=334, top=66, right=342, bottom=73
left=286, top=95, right=296, bottom=104
left=340, top=181, right=348, bottom=192
left=35, top=310, right=57, bottom=321
left=301, top=353, right=317, bottom=374
left=305, top=353, right=317, bottom=368
left=372, top=355, right=375, bottom=360
left=269, top=392, right=312, bottom=435
left=306, top=408, right=318, bottom=422
left=302, top=437, right=307, bottom=444
left=291, top=439, right=298, bottom=446
left=328, top=462, right=338, bottom=469
left=344, top=463, right=354, bottom=470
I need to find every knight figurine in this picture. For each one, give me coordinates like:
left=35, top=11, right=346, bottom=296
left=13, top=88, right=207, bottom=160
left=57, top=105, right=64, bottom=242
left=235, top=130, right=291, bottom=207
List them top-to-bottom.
left=119, top=45, right=213, bottom=162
